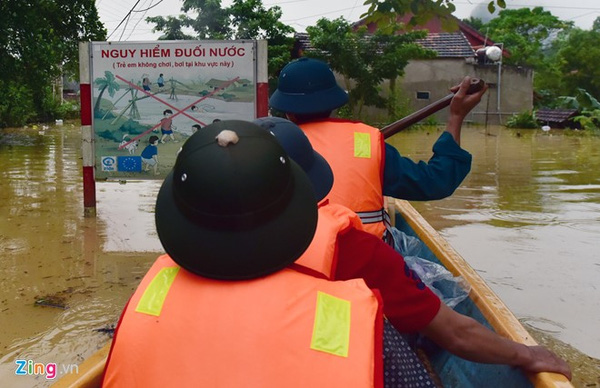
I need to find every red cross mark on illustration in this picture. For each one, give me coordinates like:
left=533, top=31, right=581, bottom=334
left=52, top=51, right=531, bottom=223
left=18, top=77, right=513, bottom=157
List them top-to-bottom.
left=115, top=75, right=240, bottom=150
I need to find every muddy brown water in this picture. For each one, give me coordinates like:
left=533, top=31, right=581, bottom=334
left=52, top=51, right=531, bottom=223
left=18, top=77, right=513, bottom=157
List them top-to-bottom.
left=0, top=123, right=598, bottom=387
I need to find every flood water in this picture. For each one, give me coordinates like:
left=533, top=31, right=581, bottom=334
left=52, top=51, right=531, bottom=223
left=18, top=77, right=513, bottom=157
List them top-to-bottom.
left=0, top=123, right=599, bottom=387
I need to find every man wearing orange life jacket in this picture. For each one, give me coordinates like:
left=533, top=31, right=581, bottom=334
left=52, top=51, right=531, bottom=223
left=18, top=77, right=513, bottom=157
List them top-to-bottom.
left=269, top=58, right=488, bottom=244
left=254, top=117, right=572, bottom=384
left=254, top=117, right=441, bottom=329
left=256, top=117, right=444, bottom=386
left=102, top=121, right=386, bottom=387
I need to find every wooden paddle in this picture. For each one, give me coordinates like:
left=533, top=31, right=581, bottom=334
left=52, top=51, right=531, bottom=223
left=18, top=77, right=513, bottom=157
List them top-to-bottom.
left=380, top=78, right=486, bottom=139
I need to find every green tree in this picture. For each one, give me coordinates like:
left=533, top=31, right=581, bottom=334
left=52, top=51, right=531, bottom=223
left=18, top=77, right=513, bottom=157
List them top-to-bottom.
left=1, top=0, right=106, bottom=127
left=147, top=0, right=295, bottom=82
left=362, top=0, right=506, bottom=32
left=475, top=7, right=573, bottom=107
left=483, top=7, right=572, bottom=68
left=146, top=15, right=196, bottom=40
left=593, top=16, right=600, bottom=32
left=462, top=17, right=485, bottom=31
left=306, top=18, right=434, bottom=118
left=371, top=25, right=436, bottom=118
left=555, top=28, right=600, bottom=99
left=94, top=71, right=121, bottom=116
left=558, top=88, right=600, bottom=131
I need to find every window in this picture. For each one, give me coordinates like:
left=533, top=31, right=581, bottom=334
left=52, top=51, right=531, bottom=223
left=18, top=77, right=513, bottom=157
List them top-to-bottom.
left=416, top=91, right=430, bottom=100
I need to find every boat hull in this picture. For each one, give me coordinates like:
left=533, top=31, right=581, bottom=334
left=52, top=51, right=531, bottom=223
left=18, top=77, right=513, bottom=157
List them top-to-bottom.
left=390, top=199, right=572, bottom=388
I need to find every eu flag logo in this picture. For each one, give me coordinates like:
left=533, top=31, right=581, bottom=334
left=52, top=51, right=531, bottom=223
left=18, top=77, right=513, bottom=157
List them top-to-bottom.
left=117, top=156, right=142, bottom=172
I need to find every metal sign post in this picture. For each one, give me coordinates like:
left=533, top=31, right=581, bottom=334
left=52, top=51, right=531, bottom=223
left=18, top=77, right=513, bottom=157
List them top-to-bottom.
left=79, top=42, right=96, bottom=217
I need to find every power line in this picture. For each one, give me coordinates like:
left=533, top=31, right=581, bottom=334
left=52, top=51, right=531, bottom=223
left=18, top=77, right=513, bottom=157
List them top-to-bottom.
left=107, top=0, right=144, bottom=40
left=118, top=0, right=153, bottom=41
left=126, top=0, right=157, bottom=40
left=132, top=0, right=166, bottom=13
left=265, top=0, right=311, bottom=5
left=347, top=0, right=361, bottom=20
left=453, top=1, right=600, bottom=11
left=282, top=5, right=367, bottom=22
left=567, top=11, right=600, bottom=21
left=119, top=13, right=133, bottom=41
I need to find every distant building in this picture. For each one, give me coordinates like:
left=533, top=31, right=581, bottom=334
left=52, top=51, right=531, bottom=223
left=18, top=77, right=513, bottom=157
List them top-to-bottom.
left=62, top=75, right=80, bottom=101
left=206, top=78, right=251, bottom=90
left=206, top=79, right=231, bottom=90
left=235, top=79, right=252, bottom=87
left=536, top=109, right=580, bottom=129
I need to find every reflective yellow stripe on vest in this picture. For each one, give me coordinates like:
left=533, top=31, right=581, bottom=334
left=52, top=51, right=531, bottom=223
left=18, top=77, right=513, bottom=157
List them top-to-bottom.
left=354, top=132, right=371, bottom=158
left=135, top=266, right=180, bottom=316
left=311, top=291, right=351, bottom=357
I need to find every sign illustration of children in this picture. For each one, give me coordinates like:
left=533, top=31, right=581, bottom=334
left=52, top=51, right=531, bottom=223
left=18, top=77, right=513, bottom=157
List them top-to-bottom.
left=157, top=74, right=165, bottom=88
left=142, top=76, right=151, bottom=91
left=159, top=109, right=178, bottom=144
left=141, top=135, right=160, bottom=175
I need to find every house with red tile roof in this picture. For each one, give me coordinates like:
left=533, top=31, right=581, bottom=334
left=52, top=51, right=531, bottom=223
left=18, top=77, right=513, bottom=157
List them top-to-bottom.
left=295, top=14, right=533, bottom=125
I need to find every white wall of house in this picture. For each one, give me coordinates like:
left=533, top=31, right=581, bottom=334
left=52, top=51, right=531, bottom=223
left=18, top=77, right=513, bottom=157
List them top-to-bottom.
left=333, top=58, right=533, bottom=127
left=400, top=58, right=534, bottom=125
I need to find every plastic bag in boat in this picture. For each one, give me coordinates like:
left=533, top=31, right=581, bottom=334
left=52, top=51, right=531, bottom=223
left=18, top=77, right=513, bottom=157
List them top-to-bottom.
left=391, top=228, right=471, bottom=309
left=403, top=255, right=471, bottom=309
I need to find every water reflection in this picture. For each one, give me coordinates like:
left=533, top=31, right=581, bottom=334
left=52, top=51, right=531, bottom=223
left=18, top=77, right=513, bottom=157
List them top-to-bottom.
left=0, top=125, right=161, bottom=387
left=388, top=125, right=600, bottom=363
left=96, top=180, right=162, bottom=252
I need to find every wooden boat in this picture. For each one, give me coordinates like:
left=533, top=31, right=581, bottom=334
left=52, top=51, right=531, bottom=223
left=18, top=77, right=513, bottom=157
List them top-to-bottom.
left=53, top=199, right=573, bottom=388
left=389, top=199, right=572, bottom=388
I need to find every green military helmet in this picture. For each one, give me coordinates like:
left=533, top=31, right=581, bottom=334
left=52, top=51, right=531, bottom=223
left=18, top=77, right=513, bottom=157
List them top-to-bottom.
left=269, top=58, right=349, bottom=115
left=254, top=117, right=333, bottom=202
left=155, top=120, right=318, bottom=280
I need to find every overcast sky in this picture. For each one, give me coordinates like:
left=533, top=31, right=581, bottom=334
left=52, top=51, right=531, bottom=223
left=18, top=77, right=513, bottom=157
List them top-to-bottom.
left=96, top=0, right=600, bottom=41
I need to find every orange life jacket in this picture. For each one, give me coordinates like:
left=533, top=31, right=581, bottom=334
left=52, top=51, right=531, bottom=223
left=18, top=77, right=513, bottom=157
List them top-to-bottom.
left=300, top=119, right=387, bottom=238
left=297, top=201, right=364, bottom=279
left=103, top=254, right=383, bottom=388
